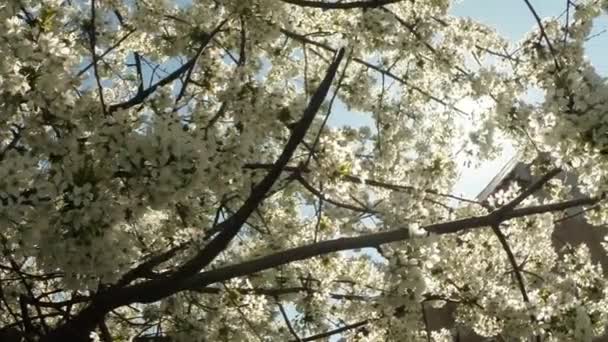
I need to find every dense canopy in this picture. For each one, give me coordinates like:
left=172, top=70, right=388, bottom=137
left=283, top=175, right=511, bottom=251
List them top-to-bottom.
left=1, top=0, right=608, bottom=341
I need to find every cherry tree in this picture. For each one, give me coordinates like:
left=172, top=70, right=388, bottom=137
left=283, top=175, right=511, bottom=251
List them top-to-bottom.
left=1, top=0, right=608, bottom=341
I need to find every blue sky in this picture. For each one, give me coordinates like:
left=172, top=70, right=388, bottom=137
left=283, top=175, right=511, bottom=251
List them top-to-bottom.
left=132, top=0, right=608, bottom=200
left=450, top=0, right=608, bottom=198
left=323, top=1, right=608, bottom=199
left=151, top=2, right=607, bottom=338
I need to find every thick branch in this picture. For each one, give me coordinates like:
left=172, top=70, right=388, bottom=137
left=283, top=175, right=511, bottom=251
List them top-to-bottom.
left=280, top=0, right=403, bottom=9
left=39, top=48, right=346, bottom=342
left=168, top=48, right=345, bottom=280
left=34, top=193, right=602, bottom=342
left=175, top=196, right=599, bottom=292
left=114, top=243, right=188, bottom=287
left=191, top=285, right=368, bottom=301
left=131, top=319, right=369, bottom=342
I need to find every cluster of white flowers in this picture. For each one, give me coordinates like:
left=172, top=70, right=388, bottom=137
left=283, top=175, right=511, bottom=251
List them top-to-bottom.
left=3, top=0, right=608, bottom=341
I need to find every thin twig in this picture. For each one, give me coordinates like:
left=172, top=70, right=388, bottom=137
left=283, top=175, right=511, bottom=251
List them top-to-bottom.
left=89, top=0, right=108, bottom=116
left=522, top=0, right=561, bottom=70
left=563, top=0, right=571, bottom=44
left=108, top=19, right=228, bottom=113
left=174, top=19, right=229, bottom=107
left=77, top=29, right=136, bottom=77
left=281, top=29, right=471, bottom=116
left=243, top=163, right=483, bottom=206
left=493, top=168, right=561, bottom=216
left=295, top=174, right=379, bottom=214
left=490, top=224, right=539, bottom=342
left=222, top=283, right=265, bottom=342
left=277, top=300, right=302, bottom=341
left=295, top=320, right=368, bottom=341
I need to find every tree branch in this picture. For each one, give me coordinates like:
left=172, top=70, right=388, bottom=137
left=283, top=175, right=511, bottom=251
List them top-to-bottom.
left=88, top=0, right=108, bottom=116
left=280, top=0, right=403, bottom=9
left=522, top=0, right=561, bottom=70
left=107, top=19, right=228, bottom=113
left=77, top=29, right=136, bottom=77
left=280, top=29, right=470, bottom=116
left=39, top=47, right=346, bottom=342
left=167, top=47, right=346, bottom=280
left=244, top=163, right=482, bottom=205
left=492, top=168, right=561, bottom=217
left=295, top=173, right=378, bottom=214
left=35, top=193, right=602, bottom=342
left=167, top=195, right=600, bottom=295
left=490, top=224, right=539, bottom=342
left=114, top=243, right=188, bottom=287
left=277, top=300, right=302, bottom=341
left=296, top=320, right=368, bottom=341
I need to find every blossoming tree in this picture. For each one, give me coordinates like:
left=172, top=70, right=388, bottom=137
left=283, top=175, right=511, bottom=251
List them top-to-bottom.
left=1, top=0, right=608, bottom=341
